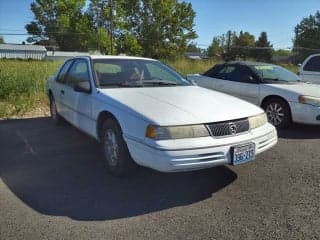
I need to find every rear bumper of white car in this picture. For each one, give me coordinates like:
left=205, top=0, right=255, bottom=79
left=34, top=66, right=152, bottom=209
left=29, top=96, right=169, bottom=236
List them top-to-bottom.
left=290, top=102, right=320, bottom=125
left=125, top=123, right=277, bottom=172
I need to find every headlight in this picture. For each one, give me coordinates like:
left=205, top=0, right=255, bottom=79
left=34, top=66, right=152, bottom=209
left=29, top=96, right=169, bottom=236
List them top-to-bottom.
left=299, top=95, right=320, bottom=107
left=249, top=113, right=267, bottom=129
left=146, top=124, right=210, bottom=140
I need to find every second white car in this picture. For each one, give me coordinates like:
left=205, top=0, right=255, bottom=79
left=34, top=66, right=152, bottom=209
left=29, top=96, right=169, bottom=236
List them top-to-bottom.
left=188, top=61, right=320, bottom=128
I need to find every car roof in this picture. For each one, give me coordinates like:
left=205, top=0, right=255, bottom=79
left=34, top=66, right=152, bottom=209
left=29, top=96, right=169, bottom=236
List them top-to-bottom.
left=306, top=53, right=320, bottom=58
left=69, top=55, right=157, bottom=61
left=224, top=61, right=275, bottom=67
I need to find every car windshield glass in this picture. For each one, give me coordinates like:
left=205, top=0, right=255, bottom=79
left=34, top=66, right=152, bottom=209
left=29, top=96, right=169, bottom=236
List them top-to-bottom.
left=93, top=59, right=190, bottom=88
left=252, top=65, right=301, bottom=83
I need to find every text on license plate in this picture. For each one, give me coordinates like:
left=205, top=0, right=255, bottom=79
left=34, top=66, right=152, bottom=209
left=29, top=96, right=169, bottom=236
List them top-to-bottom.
left=232, top=143, right=255, bottom=165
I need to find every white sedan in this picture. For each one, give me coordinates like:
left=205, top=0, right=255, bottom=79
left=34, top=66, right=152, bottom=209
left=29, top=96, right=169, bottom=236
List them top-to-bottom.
left=299, top=54, right=320, bottom=84
left=47, top=56, right=277, bottom=176
left=188, top=62, right=320, bottom=128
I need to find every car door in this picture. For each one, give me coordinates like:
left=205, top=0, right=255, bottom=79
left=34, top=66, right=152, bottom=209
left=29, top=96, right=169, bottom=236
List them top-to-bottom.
left=301, top=56, right=320, bottom=84
left=63, top=59, right=94, bottom=134
left=52, top=60, right=74, bottom=119
left=195, top=64, right=225, bottom=89
left=211, top=65, right=260, bottom=105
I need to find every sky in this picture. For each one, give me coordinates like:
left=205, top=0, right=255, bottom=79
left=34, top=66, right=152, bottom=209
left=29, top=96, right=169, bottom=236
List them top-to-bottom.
left=0, top=0, right=319, bottom=49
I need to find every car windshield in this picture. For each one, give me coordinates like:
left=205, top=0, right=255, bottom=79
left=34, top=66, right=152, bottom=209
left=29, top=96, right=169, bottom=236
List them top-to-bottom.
left=93, top=59, right=190, bottom=88
left=252, top=65, right=301, bottom=83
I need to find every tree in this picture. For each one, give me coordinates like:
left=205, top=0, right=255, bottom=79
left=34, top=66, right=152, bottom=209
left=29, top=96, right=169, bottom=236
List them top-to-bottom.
left=25, top=0, right=87, bottom=51
left=25, top=0, right=197, bottom=58
left=120, top=0, right=197, bottom=59
left=293, top=11, right=320, bottom=62
left=233, top=31, right=255, bottom=59
left=253, top=32, right=273, bottom=62
left=116, top=33, right=142, bottom=56
left=0, top=36, right=4, bottom=44
left=207, top=36, right=224, bottom=58
left=186, top=42, right=201, bottom=53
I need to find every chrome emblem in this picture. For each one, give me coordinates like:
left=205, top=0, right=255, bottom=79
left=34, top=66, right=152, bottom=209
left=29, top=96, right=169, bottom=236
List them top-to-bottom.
left=229, top=123, right=237, bottom=135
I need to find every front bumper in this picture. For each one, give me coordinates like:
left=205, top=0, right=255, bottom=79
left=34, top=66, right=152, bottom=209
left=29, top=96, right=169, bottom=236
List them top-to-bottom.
left=289, top=102, right=320, bottom=125
left=125, top=123, right=277, bottom=172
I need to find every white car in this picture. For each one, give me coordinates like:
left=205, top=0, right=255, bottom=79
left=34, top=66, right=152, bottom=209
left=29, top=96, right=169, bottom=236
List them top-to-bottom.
left=299, top=54, right=320, bottom=84
left=47, top=56, right=277, bottom=176
left=188, top=61, right=320, bottom=128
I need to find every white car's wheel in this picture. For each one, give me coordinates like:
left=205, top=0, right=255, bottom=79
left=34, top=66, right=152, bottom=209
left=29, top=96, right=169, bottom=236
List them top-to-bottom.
left=49, top=95, right=63, bottom=125
left=263, top=98, right=291, bottom=129
left=101, top=118, right=136, bottom=176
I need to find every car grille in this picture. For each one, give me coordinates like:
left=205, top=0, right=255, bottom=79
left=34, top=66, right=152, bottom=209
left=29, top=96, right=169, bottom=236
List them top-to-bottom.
left=206, top=118, right=249, bottom=137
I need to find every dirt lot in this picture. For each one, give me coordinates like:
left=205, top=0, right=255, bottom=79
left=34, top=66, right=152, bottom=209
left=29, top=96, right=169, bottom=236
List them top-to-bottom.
left=0, top=116, right=319, bottom=240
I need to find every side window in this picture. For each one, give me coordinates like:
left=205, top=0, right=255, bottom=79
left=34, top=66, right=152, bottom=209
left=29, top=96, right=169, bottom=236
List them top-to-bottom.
left=304, top=56, right=320, bottom=72
left=65, top=59, right=91, bottom=90
left=56, top=60, right=73, bottom=84
left=203, top=64, right=224, bottom=78
left=215, top=65, right=236, bottom=80
left=228, top=66, right=257, bottom=83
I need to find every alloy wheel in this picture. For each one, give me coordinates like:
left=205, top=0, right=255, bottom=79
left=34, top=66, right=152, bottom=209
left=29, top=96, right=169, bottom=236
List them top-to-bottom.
left=266, top=102, right=285, bottom=126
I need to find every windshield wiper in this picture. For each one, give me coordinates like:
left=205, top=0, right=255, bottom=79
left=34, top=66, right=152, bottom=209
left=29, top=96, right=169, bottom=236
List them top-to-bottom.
left=140, top=80, right=179, bottom=86
left=100, top=82, right=143, bottom=88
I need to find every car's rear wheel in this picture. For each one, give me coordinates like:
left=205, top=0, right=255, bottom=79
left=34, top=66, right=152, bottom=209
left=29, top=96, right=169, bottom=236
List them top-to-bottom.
left=49, top=95, right=63, bottom=125
left=263, top=98, right=291, bottom=129
left=101, top=118, right=136, bottom=176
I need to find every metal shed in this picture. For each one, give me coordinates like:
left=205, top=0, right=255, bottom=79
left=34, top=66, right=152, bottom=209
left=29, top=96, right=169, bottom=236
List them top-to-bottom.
left=0, top=44, right=47, bottom=60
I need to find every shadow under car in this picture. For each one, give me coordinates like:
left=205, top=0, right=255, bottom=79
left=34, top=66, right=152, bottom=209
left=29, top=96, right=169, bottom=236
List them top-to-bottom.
left=0, top=117, right=237, bottom=221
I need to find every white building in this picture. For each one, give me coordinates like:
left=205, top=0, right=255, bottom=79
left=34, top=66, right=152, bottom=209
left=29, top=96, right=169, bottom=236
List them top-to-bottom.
left=0, top=44, right=46, bottom=60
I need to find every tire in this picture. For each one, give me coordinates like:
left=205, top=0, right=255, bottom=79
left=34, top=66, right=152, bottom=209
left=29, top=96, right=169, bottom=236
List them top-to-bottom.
left=49, top=95, right=63, bottom=125
left=263, top=98, right=291, bottom=129
left=100, top=118, right=136, bottom=176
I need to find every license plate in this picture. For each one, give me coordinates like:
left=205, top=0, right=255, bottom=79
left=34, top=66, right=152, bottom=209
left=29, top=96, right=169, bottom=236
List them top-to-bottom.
left=232, top=143, right=255, bottom=165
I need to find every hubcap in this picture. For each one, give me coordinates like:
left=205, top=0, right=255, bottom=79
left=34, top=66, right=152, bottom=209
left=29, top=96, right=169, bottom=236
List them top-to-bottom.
left=266, top=103, right=285, bottom=126
left=104, top=129, right=118, bottom=166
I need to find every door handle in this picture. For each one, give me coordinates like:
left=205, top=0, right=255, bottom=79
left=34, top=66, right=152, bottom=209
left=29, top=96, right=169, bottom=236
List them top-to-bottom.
left=60, top=90, right=64, bottom=95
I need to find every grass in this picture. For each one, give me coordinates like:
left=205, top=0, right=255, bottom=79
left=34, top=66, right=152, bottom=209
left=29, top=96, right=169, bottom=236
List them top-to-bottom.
left=0, top=58, right=298, bottom=118
left=165, top=58, right=219, bottom=76
left=0, top=60, right=61, bottom=118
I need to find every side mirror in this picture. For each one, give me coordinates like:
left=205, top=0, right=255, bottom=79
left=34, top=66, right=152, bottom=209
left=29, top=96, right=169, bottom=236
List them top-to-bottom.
left=185, top=75, right=197, bottom=85
left=246, top=76, right=258, bottom=84
left=189, top=79, right=197, bottom=85
left=73, top=82, right=91, bottom=93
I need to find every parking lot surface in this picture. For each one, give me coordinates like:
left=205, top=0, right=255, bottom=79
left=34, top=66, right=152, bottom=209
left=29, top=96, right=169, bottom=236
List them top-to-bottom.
left=0, top=117, right=319, bottom=240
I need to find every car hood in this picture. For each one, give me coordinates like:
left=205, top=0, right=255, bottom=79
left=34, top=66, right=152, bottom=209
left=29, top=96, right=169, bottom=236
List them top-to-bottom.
left=264, top=82, right=320, bottom=97
left=98, top=86, right=263, bottom=126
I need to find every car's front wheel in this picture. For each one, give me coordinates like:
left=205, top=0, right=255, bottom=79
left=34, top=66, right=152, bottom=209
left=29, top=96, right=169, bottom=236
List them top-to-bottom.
left=49, top=95, right=63, bottom=125
left=263, top=98, right=291, bottom=129
left=101, top=118, right=136, bottom=176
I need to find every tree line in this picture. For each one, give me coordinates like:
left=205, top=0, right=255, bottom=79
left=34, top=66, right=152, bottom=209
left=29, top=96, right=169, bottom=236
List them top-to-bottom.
left=25, top=0, right=197, bottom=59
left=23, top=1, right=320, bottom=62
left=204, top=11, right=320, bottom=63
left=205, top=31, right=273, bottom=62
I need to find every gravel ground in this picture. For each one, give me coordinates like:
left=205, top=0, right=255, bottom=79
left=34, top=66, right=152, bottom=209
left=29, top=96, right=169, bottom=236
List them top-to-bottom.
left=0, top=116, right=319, bottom=240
